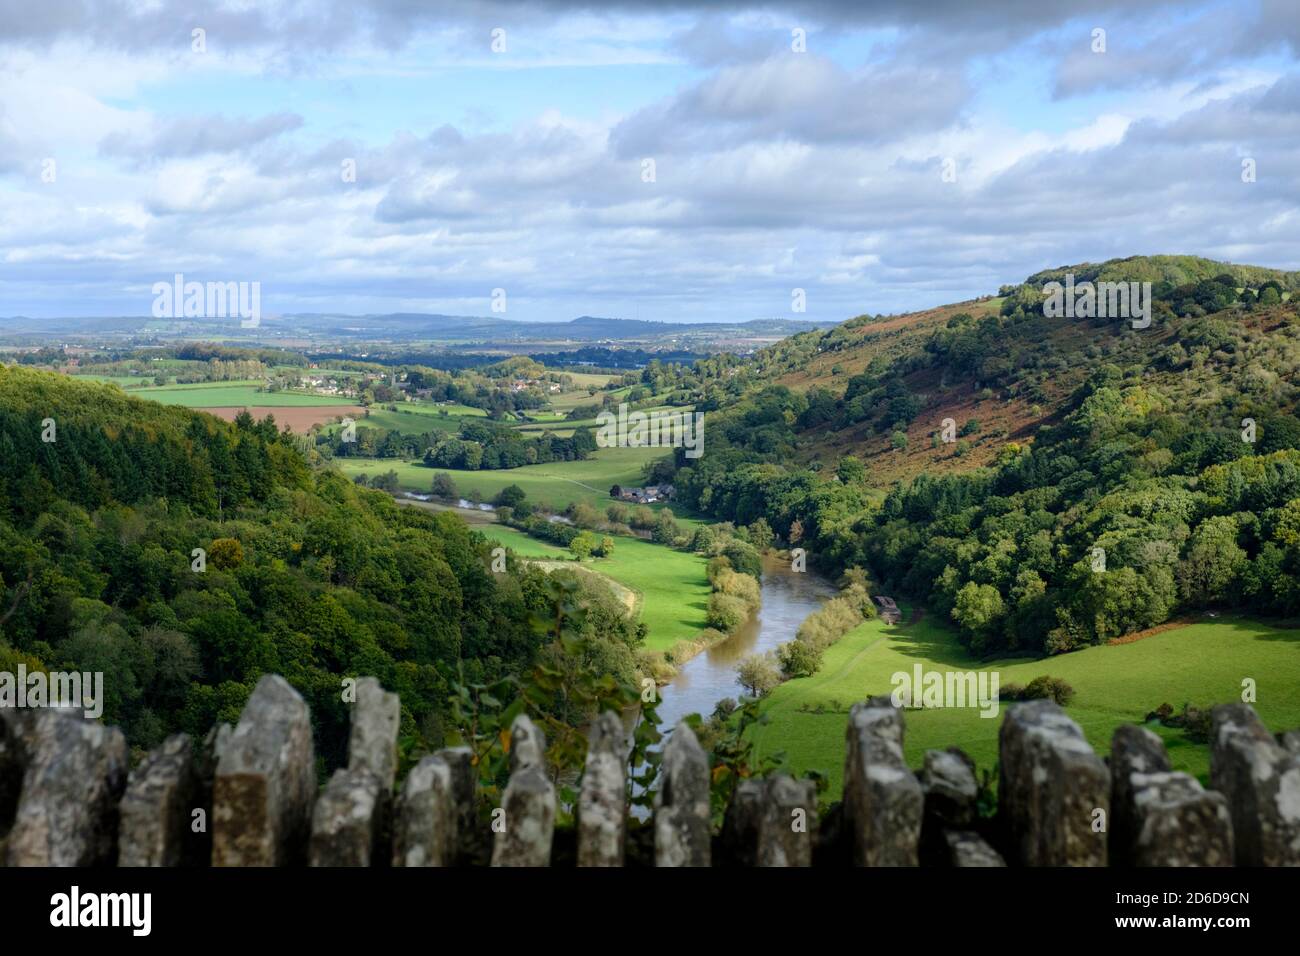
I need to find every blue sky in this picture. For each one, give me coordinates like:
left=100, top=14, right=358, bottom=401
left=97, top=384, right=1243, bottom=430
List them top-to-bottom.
left=1, top=0, right=1299, bottom=324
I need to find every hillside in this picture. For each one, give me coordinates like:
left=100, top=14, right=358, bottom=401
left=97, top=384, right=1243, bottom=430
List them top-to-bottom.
left=665, top=255, right=1300, bottom=660
left=705, top=255, right=1300, bottom=482
left=0, top=367, right=649, bottom=767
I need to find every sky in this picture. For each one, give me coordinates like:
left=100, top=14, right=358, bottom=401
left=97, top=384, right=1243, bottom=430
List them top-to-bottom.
left=1, top=0, right=1299, bottom=324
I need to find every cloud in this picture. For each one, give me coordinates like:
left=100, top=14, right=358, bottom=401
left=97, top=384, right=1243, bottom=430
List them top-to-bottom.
left=1, top=2, right=1299, bottom=323
left=612, top=54, right=969, bottom=156
left=99, top=112, right=303, bottom=163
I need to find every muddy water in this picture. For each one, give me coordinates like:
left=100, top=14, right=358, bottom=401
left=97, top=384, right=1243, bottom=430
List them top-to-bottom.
left=654, top=553, right=837, bottom=731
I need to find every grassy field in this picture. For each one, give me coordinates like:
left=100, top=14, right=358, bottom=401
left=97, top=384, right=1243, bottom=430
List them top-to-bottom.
left=562, top=371, right=621, bottom=388
left=73, top=374, right=154, bottom=387
left=138, top=383, right=348, bottom=407
left=547, top=390, right=605, bottom=413
left=342, top=407, right=464, bottom=434
left=337, top=446, right=669, bottom=511
left=477, top=523, right=711, bottom=652
left=750, top=609, right=1300, bottom=801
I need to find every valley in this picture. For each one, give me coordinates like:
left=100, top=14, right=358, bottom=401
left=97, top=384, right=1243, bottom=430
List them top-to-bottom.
left=4, top=253, right=1300, bottom=830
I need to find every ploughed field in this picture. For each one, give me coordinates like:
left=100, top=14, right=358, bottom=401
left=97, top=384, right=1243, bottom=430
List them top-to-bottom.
left=203, top=405, right=365, bottom=430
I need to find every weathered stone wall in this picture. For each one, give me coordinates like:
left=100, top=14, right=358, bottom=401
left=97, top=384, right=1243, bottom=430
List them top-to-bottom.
left=1, top=678, right=1296, bottom=867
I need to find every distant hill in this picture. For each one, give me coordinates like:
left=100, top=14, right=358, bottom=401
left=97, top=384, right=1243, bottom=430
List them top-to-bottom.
left=0, top=311, right=835, bottom=346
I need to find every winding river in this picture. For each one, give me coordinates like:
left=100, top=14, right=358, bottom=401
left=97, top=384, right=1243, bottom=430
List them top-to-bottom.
left=654, top=553, right=837, bottom=731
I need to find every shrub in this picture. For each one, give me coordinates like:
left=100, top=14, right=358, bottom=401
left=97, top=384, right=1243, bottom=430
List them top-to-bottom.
left=494, top=484, right=527, bottom=509
left=722, top=541, right=763, bottom=579
left=714, top=568, right=761, bottom=609
left=707, top=593, right=751, bottom=633
left=665, top=639, right=698, bottom=665
left=1022, top=675, right=1075, bottom=706
left=712, top=697, right=738, bottom=720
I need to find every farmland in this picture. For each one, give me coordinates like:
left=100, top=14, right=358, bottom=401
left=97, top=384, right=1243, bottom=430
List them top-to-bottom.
left=129, top=382, right=349, bottom=408
left=337, top=445, right=674, bottom=512
left=474, top=522, right=712, bottom=652
left=749, top=608, right=1300, bottom=800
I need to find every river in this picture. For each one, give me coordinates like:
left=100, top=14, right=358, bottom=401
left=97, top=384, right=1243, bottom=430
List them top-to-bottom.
left=654, top=553, right=837, bottom=731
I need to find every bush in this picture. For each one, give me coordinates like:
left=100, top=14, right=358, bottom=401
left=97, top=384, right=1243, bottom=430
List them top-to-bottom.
left=494, top=484, right=527, bottom=509
left=722, top=541, right=762, bottom=579
left=706, top=555, right=733, bottom=584
left=714, top=568, right=761, bottom=609
left=795, top=591, right=866, bottom=652
left=707, top=593, right=751, bottom=633
left=665, top=639, right=699, bottom=665
left=1021, top=675, right=1075, bottom=706
left=712, top=697, right=738, bottom=720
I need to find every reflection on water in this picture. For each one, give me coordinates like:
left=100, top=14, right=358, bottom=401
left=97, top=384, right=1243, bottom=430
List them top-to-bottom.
left=654, top=553, right=837, bottom=731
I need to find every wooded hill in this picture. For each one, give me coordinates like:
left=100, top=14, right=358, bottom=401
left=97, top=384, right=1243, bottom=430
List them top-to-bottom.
left=701, top=255, right=1300, bottom=482
left=666, top=256, right=1300, bottom=658
left=0, top=366, right=646, bottom=766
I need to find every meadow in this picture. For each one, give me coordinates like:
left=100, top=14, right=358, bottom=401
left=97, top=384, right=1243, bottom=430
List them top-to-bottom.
left=135, top=383, right=348, bottom=407
left=337, top=445, right=670, bottom=511
left=474, top=522, right=712, bottom=652
left=749, top=608, right=1300, bottom=801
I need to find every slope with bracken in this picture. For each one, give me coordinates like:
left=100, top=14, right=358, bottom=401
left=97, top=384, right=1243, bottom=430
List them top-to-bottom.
left=718, top=255, right=1300, bottom=483
left=668, top=256, right=1300, bottom=659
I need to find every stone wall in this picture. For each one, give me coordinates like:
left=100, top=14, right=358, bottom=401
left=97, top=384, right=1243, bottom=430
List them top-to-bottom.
left=1, top=675, right=1297, bottom=867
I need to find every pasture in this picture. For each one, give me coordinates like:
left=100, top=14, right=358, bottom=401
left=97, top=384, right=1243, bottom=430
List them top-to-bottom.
left=749, top=609, right=1300, bottom=801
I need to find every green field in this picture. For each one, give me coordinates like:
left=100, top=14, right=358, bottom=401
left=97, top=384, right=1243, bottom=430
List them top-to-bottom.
left=562, top=371, right=621, bottom=388
left=72, top=374, right=154, bottom=387
left=138, top=383, right=350, bottom=407
left=388, top=401, right=487, bottom=419
left=340, top=407, right=465, bottom=435
left=337, top=446, right=669, bottom=511
left=477, top=524, right=711, bottom=651
left=750, top=609, right=1300, bottom=800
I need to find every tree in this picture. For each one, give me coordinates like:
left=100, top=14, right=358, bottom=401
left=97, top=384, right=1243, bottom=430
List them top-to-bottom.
left=837, top=456, right=865, bottom=484
left=371, top=470, right=400, bottom=493
left=431, top=472, right=458, bottom=500
left=494, top=484, right=527, bottom=510
left=652, top=511, right=680, bottom=545
left=1178, top=515, right=1245, bottom=604
left=746, top=517, right=774, bottom=550
left=788, top=518, right=804, bottom=544
left=569, top=531, right=598, bottom=560
left=208, top=537, right=244, bottom=571
left=951, top=582, right=1004, bottom=643
left=707, top=593, right=750, bottom=632
left=777, top=639, right=822, bottom=679
left=736, top=652, right=781, bottom=697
